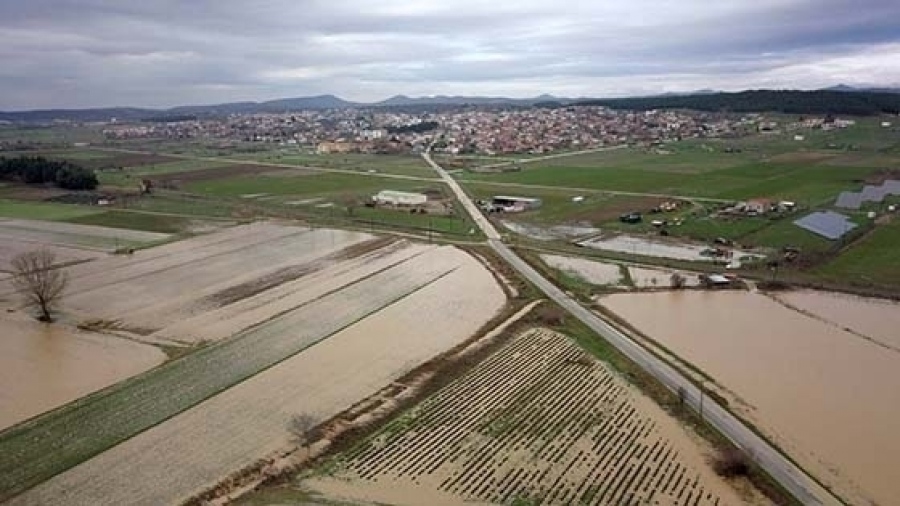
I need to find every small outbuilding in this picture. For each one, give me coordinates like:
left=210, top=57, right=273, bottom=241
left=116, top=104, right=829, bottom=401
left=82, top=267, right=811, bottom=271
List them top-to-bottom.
left=373, top=190, right=428, bottom=207
left=491, top=195, right=542, bottom=212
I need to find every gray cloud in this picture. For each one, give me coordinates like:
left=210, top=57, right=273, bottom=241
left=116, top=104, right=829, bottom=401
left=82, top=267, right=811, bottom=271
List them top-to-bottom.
left=1, top=0, right=899, bottom=109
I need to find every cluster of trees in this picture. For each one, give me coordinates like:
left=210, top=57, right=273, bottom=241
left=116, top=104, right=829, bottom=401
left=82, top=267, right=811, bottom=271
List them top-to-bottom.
left=577, top=90, right=900, bottom=116
left=386, top=120, right=439, bottom=134
left=0, top=156, right=98, bottom=190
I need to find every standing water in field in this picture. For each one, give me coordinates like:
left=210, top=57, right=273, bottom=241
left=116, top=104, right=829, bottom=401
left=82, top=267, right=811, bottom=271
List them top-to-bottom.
left=599, top=290, right=900, bottom=506
left=0, top=317, right=165, bottom=430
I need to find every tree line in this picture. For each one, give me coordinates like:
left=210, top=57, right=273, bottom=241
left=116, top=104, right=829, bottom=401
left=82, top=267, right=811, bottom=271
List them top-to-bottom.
left=575, top=90, right=900, bottom=116
left=386, top=120, right=439, bottom=134
left=0, top=156, right=98, bottom=190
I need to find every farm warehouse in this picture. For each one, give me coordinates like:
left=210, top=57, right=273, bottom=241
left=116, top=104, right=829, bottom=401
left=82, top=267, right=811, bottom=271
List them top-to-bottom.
left=373, top=189, right=428, bottom=206
left=1, top=223, right=507, bottom=505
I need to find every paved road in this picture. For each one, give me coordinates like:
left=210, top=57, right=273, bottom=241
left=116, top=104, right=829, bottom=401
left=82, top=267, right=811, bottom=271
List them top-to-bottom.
left=424, top=150, right=842, bottom=506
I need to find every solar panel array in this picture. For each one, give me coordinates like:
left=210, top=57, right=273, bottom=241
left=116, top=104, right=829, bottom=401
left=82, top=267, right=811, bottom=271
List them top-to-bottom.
left=834, top=179, right=900, bottom=209
left=834, top=191, right=862, bottom=209
left=793, top=211, right=858, bottom=240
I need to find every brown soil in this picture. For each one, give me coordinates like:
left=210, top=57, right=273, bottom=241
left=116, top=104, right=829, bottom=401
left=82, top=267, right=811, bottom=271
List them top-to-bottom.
left=768, top=151, right=837, bottom=163
left=85, top=153, right=178, bottom=169
left=864, top=168, right=900, bottom=185
left=0, top=185, right=71, bottom=202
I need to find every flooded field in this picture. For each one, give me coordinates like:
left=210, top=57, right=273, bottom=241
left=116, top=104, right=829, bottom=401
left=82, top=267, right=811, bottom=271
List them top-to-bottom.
left=0, top=218, right=168, bottom=252
left=0, top=218, right=170, bottom=272
left=502, top=220, right=599, bottom=241
left=0, top=223, right=375, bottom=337
left=5, top=227, right=507, bottom=506
left=578, top=234, right=762, bottom=263
left=0, top=241, right=103, bottom=273
left=540, top=253, right=623, bottom=285
left=539, top=254, right=701, bottom=290
left=628, top=266, right=701, bottom=288
left=774, top=289, right=900, bottom=351
left=599, top=290, right=900, bottom=506
left=0, top=315, right=165, bottom=430
left=303, top=329, right=763, bottom=506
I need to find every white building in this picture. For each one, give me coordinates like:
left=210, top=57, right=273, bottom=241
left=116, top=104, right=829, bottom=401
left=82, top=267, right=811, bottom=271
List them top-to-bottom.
left=373, top=190, right=428, bottom=206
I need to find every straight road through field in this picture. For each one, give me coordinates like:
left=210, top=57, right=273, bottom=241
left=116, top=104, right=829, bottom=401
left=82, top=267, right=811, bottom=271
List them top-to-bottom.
left=424, top=149, right=842, bottom=506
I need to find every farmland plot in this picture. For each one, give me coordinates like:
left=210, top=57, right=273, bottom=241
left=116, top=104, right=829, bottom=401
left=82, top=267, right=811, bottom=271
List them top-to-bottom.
left=0, top=218, right=168, bottom=272
left=0, top=218, right=169, bottom=250
left=61, top=227, right=374, bottom=332
left=8, top=245, right=506, bottom=506
left=540, top=254, right=624, bottom=286
left=306, top=329, right=758, bottom=506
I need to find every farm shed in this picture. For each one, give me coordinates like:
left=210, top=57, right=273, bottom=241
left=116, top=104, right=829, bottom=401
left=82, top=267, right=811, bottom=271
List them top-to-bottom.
left=373, top=190, right=428, bottom=206
left=491, top=195, right=543, bottom=212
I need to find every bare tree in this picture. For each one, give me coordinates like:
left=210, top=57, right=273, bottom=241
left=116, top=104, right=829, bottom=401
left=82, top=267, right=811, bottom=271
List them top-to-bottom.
left=11, top=249, right=68, bottom=322
left=286, top=413, right=318, bottom=453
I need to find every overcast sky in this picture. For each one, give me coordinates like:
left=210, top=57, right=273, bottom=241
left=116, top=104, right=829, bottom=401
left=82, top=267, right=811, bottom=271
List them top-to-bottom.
left=1, top=0, right=899, bottom=110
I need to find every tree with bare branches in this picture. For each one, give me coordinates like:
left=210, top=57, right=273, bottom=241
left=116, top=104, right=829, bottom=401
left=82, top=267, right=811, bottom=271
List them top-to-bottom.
left=11, top=249, right=68, bottom=322
left=286, top=413, right=318, bottom=453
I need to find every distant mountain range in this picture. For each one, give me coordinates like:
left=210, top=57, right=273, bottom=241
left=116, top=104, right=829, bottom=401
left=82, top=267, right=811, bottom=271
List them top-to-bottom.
left=822, top=84, right=900, bottom=94
left=2, top=86, right=898, bottom=123
left=0, top=94, right=577, bottom=123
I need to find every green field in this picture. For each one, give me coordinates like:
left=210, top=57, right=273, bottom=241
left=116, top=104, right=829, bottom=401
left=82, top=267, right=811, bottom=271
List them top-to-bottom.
left=461, top=119, right=895, bottom=205
left=0, top=125, right=105, bottom=145
left=213, top=151, right=438, bottom=178
left=96, top=158, right=228, bottom=186
left=462, top=158, right=879, bottom=206
left=186, top=172, right=439, bottom=198
left=0, top=199, right=101, bottom=220
left=63, top=210, right=192, bottom=234
left=816, top=218, right=900, bottom=288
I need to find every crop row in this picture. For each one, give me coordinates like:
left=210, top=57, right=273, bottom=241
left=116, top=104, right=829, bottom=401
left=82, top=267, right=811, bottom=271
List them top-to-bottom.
left=334, top=329, right=726, bottom=505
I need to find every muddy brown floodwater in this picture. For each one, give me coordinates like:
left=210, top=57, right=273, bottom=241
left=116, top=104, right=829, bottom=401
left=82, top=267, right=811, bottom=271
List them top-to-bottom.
left=774, top=289, right=900, bottom=352
left=599, top=290, right=900, bottom=506
left=0, top=315, right=166, bottom=431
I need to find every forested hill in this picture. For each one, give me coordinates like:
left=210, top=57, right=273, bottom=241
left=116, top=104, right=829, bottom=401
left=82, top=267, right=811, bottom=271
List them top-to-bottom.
left=577, top=90, right=900, bottom=115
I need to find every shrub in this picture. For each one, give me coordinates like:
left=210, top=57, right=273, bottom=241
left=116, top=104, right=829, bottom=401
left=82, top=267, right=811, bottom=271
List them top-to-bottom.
left=713, top=448, right=750, bottom=477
